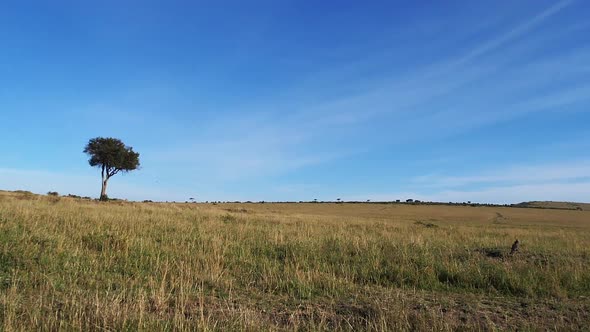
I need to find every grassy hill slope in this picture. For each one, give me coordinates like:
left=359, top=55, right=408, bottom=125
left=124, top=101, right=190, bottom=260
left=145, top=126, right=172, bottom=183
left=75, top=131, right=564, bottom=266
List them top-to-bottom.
left=515, top=200, right=590, bottom=211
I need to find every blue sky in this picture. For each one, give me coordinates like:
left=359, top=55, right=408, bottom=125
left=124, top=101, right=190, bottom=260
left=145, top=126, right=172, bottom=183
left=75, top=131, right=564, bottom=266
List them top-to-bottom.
left=1, top=0, right=589, bottom=203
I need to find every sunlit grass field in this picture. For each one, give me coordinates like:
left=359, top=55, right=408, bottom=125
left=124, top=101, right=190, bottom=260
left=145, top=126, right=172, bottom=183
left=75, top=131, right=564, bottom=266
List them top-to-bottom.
left=1, top=190, right=589, bottom=330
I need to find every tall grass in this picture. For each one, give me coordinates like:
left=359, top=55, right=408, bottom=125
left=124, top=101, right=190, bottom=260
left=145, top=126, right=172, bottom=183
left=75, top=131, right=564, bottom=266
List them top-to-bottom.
left=1, top=192, right=589, bottom=330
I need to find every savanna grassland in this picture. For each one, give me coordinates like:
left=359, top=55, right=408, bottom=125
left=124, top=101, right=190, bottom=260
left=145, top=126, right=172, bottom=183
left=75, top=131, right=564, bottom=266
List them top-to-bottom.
left=1, top=190, right=589, bottom=331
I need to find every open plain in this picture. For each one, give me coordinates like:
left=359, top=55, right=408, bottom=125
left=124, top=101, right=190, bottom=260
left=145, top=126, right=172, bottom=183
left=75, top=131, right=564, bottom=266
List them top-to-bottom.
left=1, top=190, right=589, bottom=330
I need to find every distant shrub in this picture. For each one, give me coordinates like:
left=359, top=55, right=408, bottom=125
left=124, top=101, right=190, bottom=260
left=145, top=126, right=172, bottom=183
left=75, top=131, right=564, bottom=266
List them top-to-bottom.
left=14, top=190, right=33, bottom=195
left=15, top=191, right=35, bottom=200
left=47, top=191, right=59, bottom=196
left=143, top=200, right=153, bottom=203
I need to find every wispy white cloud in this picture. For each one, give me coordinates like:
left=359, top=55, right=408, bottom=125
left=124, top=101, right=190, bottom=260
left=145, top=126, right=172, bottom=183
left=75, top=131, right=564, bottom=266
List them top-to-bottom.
left=275, top=0, right=583, bottom=136
left=454, top=0, right=574, bottom=65
left=12, top=1, right=585, bottom=203
left=144, top=19, right=589, bottom=184
left=144, top=127, right=354, bottom=181
left=350, top=159, right=590, bottom=204
left=412, top=160, right=590, bottom=188
left=352, top=181, right=590, bottom=204
left=435, top=181, right=590, bottom=204
left=273, top=183, right=321, bottom=194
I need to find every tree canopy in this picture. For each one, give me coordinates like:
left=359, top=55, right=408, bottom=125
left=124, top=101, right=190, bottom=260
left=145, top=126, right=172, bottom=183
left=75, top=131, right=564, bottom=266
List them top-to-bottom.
left=84, top=137, right=140, bottom=200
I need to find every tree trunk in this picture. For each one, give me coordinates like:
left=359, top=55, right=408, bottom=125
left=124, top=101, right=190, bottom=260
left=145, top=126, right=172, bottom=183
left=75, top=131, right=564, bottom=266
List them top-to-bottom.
left=100, top=179, right=108, bottom=201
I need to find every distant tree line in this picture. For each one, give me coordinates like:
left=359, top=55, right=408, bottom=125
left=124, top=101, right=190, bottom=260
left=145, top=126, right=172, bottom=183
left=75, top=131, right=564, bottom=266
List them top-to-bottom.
left=190, top=200, right=587, bottom=211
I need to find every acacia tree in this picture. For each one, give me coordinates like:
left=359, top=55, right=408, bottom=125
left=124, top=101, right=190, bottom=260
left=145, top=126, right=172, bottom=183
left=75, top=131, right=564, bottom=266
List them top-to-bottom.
left=83, top=137, right=140, bottom=201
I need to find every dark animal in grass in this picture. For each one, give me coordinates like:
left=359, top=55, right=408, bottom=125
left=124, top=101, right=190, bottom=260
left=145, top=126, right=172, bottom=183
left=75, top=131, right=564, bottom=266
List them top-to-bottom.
left=510, top=239, right=520, bottom=255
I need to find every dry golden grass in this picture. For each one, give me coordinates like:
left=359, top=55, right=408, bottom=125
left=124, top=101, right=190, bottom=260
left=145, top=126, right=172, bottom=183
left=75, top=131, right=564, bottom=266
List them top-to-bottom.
left=1, top=191, right=589, bottom=330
